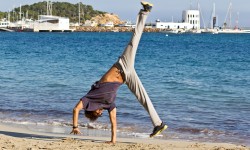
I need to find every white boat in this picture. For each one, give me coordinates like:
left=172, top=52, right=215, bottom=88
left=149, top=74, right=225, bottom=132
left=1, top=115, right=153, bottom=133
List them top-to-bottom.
left=33, top=1, right=72, bottom=32
left=201, top=3, right=219, bottom=34
left=218, top=3, right=250, bottom=34
left=34, top=15, right=71, bottom=32
left=0, top=18, right=15, bottom=32
left=10, top=18, right=35, bottom=32
left=0, top=19, right=10, bottom=28
left=101, top=21, right=114, bottom=27
left=119, top=21, right=136, bottom=28
left=201, top=28, right=218, bottom=34
left=111, top=29, right=119, bottom=32
left=160, top=29, right=185, bottom=34
left=186, top=29, right=202, bottom=34
left=218, top=29, right=250, bottom=34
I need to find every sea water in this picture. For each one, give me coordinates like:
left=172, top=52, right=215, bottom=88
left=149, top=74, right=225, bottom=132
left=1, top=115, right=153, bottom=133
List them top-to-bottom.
left=0, top=32, right=249, bottom=145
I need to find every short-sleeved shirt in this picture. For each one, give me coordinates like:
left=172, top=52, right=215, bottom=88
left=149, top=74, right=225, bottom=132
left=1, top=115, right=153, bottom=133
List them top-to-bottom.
left=81, top=81, right=122, bottom=112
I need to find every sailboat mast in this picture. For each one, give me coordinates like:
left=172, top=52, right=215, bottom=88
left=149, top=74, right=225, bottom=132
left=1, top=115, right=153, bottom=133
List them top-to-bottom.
left=47, top=0, right=53, bottom=16
left=198, top=0, right=206, bottom=29
left=79, top=1, right=81, bottom=25
left=212, top=2, right=216, bottom=29
left=224, top=2, right=232, bottom=29
left=229, top=2, right=232, bottom=28
left=210, top=3, right=214, bottom=29
left=19, top=4, right=22, bottom=20
left=12, top=5, right=15, bottom=22
left=8, top=10, right=10, bottom=22
left=26, top=10, right=28, bottom=19
left=236, top=12, right=239, bottom=29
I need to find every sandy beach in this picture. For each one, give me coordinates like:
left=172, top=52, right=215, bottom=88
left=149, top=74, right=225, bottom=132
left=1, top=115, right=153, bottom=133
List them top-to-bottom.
left=0, top=123, right=249, bottom=150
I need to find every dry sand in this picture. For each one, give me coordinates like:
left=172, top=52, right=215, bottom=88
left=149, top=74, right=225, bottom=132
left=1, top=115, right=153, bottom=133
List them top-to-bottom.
left=0, top=124, right=249, bottom=150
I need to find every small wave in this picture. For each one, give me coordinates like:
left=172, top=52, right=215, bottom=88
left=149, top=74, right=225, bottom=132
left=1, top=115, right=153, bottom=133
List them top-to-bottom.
left=0, top=76, right=15, bottom=80
left=163, top=78, right=202, bottom=87
left=45, top=83, right=68, bottom=88
left=0, top=108, right=71, bottom=117
left=2, top=120, right=37, bottom=125
left=86, top=122, right=109, bottom=130
left=177, top=127, right=225, bottom=136
left=177, top=127, right=201, bottom=134
left=200, top=129, right=225, bottom=135
left=125, top=132, right=164, bottom=138
left=126, top=132, right=151, bottom=138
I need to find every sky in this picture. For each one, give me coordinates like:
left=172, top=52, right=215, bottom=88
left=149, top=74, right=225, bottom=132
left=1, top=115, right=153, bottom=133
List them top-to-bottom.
left=1, top=0, right=250, bottom=27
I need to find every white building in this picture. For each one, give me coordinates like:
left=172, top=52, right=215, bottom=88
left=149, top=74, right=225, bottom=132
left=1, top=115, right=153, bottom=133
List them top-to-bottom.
left=155, top=9, right=200, bottom=30
left=182, top=10, right=200, bottom=29
left=34, top=15, right=71, bottom=32
left=82, top=20, right=98, bottom=27
left=100, top=21, right=114, bottom=27
left=119, top=21, right=136, bottom=28
left=156, top=22, right=192, bottom=30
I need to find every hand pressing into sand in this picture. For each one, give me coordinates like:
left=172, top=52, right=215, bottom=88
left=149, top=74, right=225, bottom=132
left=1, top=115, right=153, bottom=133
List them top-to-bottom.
left=70, top=128, right=82, bottom=135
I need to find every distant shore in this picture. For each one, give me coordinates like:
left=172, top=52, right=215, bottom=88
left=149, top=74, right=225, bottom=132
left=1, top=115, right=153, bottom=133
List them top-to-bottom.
left=73, top=26, right=160, bottom=32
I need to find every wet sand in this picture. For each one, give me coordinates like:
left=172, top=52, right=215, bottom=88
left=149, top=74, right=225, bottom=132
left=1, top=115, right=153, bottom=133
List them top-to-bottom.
left=0, top=123, right=249, bottom=150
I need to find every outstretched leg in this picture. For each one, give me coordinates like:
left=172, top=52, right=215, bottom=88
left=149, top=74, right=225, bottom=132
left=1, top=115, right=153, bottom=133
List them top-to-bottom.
left=115, top=2, right=167, bottom=137
left=116, top=9, right=149, bottom=76
left=126, top=69, right=162, bottom=127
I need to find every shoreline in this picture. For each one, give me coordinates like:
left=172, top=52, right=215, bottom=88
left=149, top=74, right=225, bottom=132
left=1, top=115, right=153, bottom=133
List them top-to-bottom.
left=2, top=26, right=250, bottom=33
left=72, top=26, right=160, bottom=32
left=0, top=123, right=249, bottom=150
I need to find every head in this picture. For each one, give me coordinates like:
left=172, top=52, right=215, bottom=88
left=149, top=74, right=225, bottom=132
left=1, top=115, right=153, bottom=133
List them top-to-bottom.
left=84, top=108, right=103, bottom=121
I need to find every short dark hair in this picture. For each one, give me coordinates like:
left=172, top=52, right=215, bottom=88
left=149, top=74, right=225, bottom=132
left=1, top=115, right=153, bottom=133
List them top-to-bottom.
left=84, top=110, right=99, bottom=121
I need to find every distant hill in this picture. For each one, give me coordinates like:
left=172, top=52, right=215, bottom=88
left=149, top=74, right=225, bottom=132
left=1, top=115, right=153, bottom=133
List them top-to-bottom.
left=0, top=1, right=106, bottom=23
left=0, top=11, right=6, bottom=19
left=91, top=13, right=124, bottom=25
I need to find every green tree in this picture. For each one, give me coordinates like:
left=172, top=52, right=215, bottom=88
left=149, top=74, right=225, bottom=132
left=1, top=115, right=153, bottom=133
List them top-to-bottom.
left=1, top=1, right=106, bottom=23
left=0, top=12, right=7, bottom=19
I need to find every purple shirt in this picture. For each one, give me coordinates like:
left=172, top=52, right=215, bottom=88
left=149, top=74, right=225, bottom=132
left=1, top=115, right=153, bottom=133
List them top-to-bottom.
left=81, top=81, right=122, bottom=112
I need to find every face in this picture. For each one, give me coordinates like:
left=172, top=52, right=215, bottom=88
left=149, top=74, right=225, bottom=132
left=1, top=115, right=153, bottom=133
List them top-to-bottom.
left=93, top=109, right=103, bottom=117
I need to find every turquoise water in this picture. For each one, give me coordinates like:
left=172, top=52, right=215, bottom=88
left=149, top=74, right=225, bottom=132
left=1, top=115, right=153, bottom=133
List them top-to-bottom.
left=0, top=32, right=250, bottom=145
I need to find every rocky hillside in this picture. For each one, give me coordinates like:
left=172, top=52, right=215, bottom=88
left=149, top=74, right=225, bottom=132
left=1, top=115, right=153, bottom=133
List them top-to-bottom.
left=91, top=13, right=124, bottom=25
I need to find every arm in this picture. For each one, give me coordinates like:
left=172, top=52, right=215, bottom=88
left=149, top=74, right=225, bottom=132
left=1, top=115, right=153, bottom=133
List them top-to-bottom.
left=70, top=100, right=83, bottom=134
left=107, top=108, right=117, bottom=144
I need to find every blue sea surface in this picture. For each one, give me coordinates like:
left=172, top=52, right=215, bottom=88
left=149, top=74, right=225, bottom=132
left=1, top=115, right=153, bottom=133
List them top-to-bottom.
left=0, top=32, right=250, bottom=145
